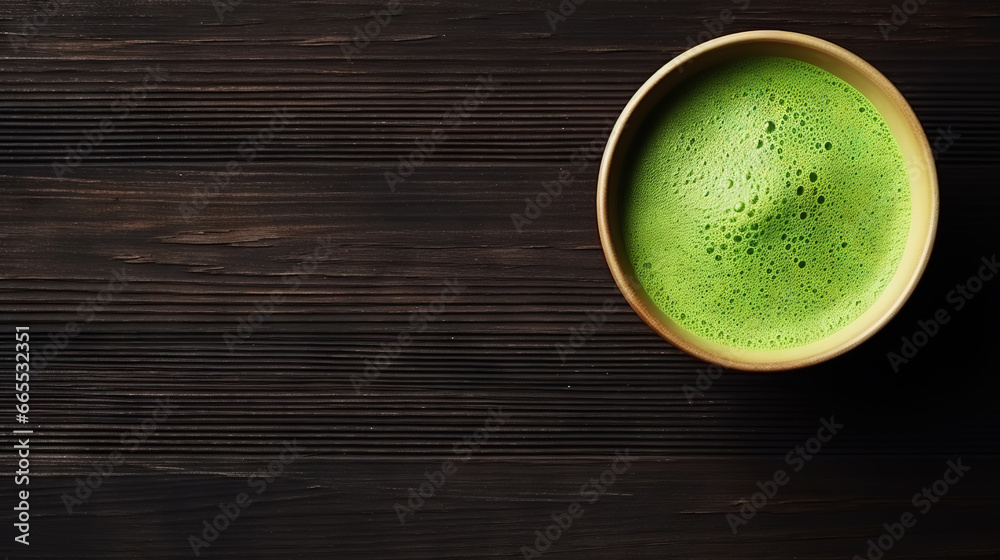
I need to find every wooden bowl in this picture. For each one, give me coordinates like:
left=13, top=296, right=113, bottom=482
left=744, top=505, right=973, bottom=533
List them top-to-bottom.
left=597, top=30, right=938, bottom=371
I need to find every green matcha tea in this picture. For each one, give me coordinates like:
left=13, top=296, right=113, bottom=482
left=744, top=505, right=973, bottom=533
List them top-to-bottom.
left=621, top=56, right=911, bottom=350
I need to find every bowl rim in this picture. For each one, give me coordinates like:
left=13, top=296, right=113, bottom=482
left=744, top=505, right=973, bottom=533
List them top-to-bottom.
left=596, top=30, right=939, bottom=371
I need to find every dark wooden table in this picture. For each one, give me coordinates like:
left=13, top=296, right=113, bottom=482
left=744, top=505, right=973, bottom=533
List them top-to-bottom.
left=1, top=1, right=998, bottom=558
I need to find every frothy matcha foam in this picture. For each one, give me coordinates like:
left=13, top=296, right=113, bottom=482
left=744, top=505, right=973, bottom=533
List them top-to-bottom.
left=621, top=56, right=911, bottom=350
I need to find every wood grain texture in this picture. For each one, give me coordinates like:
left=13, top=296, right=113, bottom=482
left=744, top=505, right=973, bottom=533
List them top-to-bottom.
left=0, top=0, right=998, bottom=558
